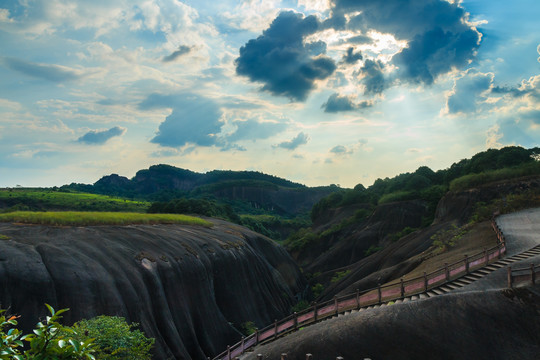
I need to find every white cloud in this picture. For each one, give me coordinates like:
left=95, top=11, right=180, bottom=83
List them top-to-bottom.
left=221, top=0, right=281, bottom=32
left=297, top=0, right=331, bottom=13
left=485, top=124, right=503, bottom=149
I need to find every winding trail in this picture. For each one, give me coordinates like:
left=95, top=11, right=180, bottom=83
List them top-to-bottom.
left=220, top=208, right=540, bottom=360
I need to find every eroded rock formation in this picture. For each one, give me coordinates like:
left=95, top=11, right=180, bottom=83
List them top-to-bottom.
left=0, top=219, right=306, bottom=359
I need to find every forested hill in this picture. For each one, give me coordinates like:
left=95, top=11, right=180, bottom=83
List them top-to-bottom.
left=284, top=146, right=540, bottom=285
left=61, top=165, right=338, bottom=217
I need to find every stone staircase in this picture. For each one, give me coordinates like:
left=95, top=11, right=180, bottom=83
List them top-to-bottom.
left=335, top=244, right=540, bottom=316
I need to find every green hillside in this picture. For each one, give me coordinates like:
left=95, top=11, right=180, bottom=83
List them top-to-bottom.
left=0, top=188, right=150, bottom=213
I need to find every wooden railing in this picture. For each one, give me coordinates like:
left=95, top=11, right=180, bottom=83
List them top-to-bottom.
left=212, top=219, right=506, bottom=360
left=507, top=264, right=539, bottom=287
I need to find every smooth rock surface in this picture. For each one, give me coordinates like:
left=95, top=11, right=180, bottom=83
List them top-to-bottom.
left=0, top=219, right=306, bottom=360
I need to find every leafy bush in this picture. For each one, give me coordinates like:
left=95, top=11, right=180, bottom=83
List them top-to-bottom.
left=449, top=161, right=540, bottom=192
left=470, top=189, right=540, bottom=223
left=377, top=191, right=415, bottom=204
left=430, top=224, right=469, bottom=253
left=388, top=226, right=418, bottom=242
left=285, top=228, right=320, bottom=252
left=364, top=245, right=383, bottom=256
left=330, top=270, right=351, bottom=283
left=311, top=283, right=325, bottom=298
left=291, top=300, right=310, bottom=313
left=0, top=305, right=95, bottom=360
left=68, top=316, right=154, bottom=360
left=239, top=321, right=257, bottom=337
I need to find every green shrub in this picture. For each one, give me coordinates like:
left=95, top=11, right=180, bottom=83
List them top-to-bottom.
left=449, top=161, right=540, bottom=191
left=378, top=191, right=415, bottom=204
left=430, top=224, right=469, bottom=253
left=388, top=226, right=418, bottom=242
left=285, top=228, right=320, bottom=252
left=364, top=245, right=383, bottom=257
left=330, top=270, right=351, bottom=283
left=311, top=283, right=324, bottom=298
left=291, top=300, right=310, bottom=313
left=0, top=305, right=95, bottom=360
left=69, top=316, right=154, bottom=360
left=239, top=321, right=257, bottom=336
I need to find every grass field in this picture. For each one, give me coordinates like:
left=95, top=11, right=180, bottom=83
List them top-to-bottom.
left=0, top=188, right=150, bottom=212
left=0, top=211, right=212, bottom=227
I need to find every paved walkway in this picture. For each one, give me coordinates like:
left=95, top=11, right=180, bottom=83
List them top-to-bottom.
left=453, top=207, right=540, bottom=293
left=497, top=207, right=540, bottom=255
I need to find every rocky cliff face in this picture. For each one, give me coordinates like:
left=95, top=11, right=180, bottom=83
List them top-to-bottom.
left=434, top=176, right=540, bottom=224
left=0, top=220, right=306, bottom=360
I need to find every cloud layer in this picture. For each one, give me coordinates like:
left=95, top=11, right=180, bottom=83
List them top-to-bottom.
left=235, top=11, right=336, bottom=101
left=78, top=127, right=126, bottom=144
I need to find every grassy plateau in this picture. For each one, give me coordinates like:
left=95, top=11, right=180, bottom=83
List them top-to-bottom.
left=0, top=188, right=150, bottom=212
left=0, top=211, right=212, bottom=227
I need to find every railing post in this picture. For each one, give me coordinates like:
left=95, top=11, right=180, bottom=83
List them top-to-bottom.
left=497, top=244, right=502, bottom=259
left=464, top=255, right=469, bottom=273
left=445, top=263, right=450, bottom=282
left=531, top=264, right=536, bottom=285
left=507, top=267, right=513, bottom=288
left=423, top=272, right=428, bottom=292
left=400, top=278, right=405, bottom=298
left=377, top=283, right=382, bottom=304
left=356, top=289, right=360, bottom=309
left=334, top=296, right=339, bottom=315
left=313, top=302, right=318, bottom=322
left=294, top=312, right=298, bottom=330
left=274, top=319, right=278, bottom=339
left=255, top=329, right=259, bottom=345
left=241, top=336, right=245, bottom=354
left=227, top=345, right=231, bottom=360
left=257, top=354, right=263, bottom=360
left=281, top=354, right=287, bottom=360
left=306, top=354, right=313, bottom=360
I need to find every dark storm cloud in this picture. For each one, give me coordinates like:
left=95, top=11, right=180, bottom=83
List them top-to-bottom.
left=330, top=0, right=481, bottom=85
left=235, top=11, right=336, bottom=101
left=392, top=26, right=481, bottom=85
left=162, top=45, right=193, bottom=62
left=341, top=47, right=362, bottom=65
left=2, top=57, right=81, bottom=82
left=359, top=59, right=387, bottom=94
left=321, top=93, right=373, bottom=113
left=150, top=94, right=223, bottom=148
left=77, top=126, right=126, bottom=145
left=274, top=132, right=309, bottom=150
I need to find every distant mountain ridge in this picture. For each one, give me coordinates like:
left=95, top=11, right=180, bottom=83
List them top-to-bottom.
left=62, top=164, right=338, bottom=216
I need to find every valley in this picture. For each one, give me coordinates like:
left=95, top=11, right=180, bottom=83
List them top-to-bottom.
left=1, top=146, right=540, bottom=359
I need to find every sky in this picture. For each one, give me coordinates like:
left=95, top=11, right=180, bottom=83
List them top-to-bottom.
left=0, top=0, right=539, bottom=188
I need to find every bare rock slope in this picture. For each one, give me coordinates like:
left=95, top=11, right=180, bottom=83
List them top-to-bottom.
left=0, top=219, right=306, bottom=360
left=244, top=287, right=540, bottom=360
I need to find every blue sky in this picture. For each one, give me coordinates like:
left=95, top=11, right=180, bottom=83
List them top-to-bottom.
left=0, top=0, right=538, bottom=188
